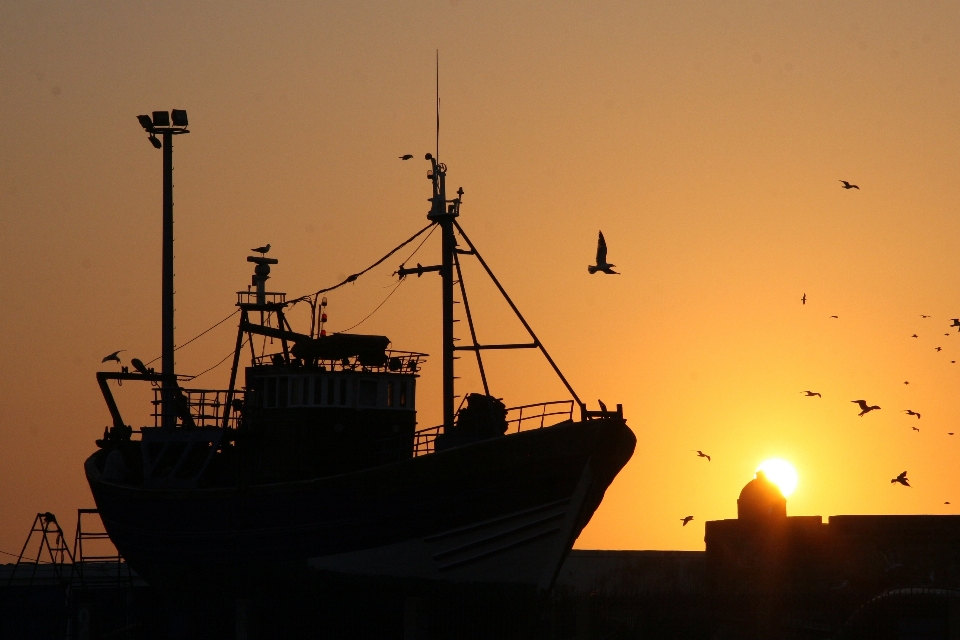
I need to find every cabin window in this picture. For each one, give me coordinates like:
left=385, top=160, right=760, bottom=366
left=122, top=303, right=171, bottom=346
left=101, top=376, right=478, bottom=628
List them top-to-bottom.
left=265, top=377, right=278, bottom=408
left=278, top=377, right=289, bottom=408
left=290, top=377, right=301, bottom=406
left=309, top=377, right=318, bottom=405
left=327, top=378, right=334, bottom=405
left=340, top=378, right=349, bottom=406
left=358, top=380, right=378, bottom=407
left=386, top=381, right=394, bottom=407
left=399, top=381, right=407, bottom=408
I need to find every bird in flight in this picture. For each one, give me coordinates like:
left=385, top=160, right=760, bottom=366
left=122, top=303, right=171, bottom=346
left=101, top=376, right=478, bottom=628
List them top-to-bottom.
left=399, top=154, right=413, bottom=160
left=840, top=180, right=860, bottom=190
left=588, top=231, right=619, bottom=275
left=251, top=244, right=271, bottom=256
left=801, top=293, right=806, bottom=305
left=830, top=315, right=839, bottom=319
left=921, top=315, right=931, bottom=318
left=952, top=319, right=960, bottom=332
left=911, top=334, right=919, bottom=338
left=936, top=347, right=943, bottom=352
left=101, top=350, right=124, bottom=364
left=904, top=381, right=910, bottom=385
left=801, top=390, right=822, bottom=397
left=852, top=400, right=881, bottom=416
left=904, top=410, right=921, bottom=419
left=912, top=426, right=920, bottom=432
left=949, top=432, right=955, bottom=436
left=696, top=450, right=711, bottom=462
left=891, top=471, right=910, bottom=487
left=946, top=502, right=951, bottom=505
left=681, top=516, right=694, bottom=526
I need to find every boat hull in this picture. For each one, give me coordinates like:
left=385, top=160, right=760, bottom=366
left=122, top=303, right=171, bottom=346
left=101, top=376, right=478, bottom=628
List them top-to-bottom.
left=85, top=418, right=634, bottom=592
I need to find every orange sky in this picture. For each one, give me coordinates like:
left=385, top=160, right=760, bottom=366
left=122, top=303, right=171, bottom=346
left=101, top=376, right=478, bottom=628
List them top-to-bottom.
left=3, top=1, right=960, bottom=558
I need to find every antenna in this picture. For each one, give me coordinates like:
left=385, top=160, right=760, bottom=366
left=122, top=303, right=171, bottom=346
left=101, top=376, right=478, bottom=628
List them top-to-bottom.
left=436, top=49, right=440, bottom=160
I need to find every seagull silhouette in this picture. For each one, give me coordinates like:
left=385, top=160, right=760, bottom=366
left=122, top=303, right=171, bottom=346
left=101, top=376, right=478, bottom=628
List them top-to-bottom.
left=399, top=154, right=413, bottom=160
left=840, top=180, right=860, bottom=190
left=588, top=231, right=619, bottom=274
left=251, top=244, right=271, bottom=256
left=801, top=293, right=806, bottom=305
left=830, top=315, right=839, bottom=319
left=922, top=315, right=931, bottom=318
left=951, top=318, right=960, bottom=332
left=911, top=334, right=919, bottom=338
left=936, top=347, right=943, bottom=352
left=101, top=350, right=124, bottom=363
left=130, top=358, right=150, bottom=375
left=904, top=381, right=910, bottom=384
left=801, top=390, right=821, bottom=397
left=598, top=399, right=608, bottom=413
left=852, top=399, right=881, bottom=416
left=904, top=410, right=921, bottom=419
left=912, top=426, right=920, bottom=432
left=949, top=433, right=955, bottom=436
left=696, top=450, right=711, bottom=462
left=891, top=471, right=910, bottom=487
left=946, top=502, right=951, bottom=505
left=681, top=516, right=694, bottom=526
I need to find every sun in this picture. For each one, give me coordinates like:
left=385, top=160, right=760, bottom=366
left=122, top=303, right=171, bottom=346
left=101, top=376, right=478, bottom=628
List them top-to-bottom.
left=756, top=458, right=798, bottom=497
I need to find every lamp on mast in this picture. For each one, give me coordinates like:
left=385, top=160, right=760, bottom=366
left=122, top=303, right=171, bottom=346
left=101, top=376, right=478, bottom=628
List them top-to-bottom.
left=136, top=109, right=190, bottom=428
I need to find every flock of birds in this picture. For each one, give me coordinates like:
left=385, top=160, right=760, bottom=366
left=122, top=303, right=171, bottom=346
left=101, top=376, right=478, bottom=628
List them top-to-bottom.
left=673, top=179, right=960, bottom=527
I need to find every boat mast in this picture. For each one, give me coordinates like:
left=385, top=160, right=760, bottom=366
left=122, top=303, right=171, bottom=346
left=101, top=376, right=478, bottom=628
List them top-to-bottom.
left=136, top=109, right=190, bottom=429
left=425, top=154, right=461, bottom=431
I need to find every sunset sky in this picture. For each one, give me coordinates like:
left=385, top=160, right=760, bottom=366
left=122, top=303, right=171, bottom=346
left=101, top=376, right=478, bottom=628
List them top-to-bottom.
left=4, top=1, right=960, bottom=558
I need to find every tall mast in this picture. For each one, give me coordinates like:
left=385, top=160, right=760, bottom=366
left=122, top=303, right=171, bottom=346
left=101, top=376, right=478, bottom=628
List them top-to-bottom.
left=426, top=154, right=461, bottom=431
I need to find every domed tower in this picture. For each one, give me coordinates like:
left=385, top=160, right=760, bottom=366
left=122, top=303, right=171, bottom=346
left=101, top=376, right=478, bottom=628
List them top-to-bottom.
left=737, top=470, right=787, bottom=522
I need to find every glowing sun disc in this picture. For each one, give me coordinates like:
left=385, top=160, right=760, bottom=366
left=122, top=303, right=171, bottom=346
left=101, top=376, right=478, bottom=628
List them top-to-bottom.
left=756, top=458, right=798, bottom=497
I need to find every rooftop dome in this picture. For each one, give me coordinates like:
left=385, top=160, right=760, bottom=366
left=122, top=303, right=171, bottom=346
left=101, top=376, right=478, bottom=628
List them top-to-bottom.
left=737, top=470, right=787, bottom=522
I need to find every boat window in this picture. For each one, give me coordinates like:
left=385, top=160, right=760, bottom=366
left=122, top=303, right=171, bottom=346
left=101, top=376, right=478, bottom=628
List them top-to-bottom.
left=265, top=377, right=277, bottom=408
left=278, top=377, right=289, bottom=408
left=290, top=377, right=301, bottom=406
left=309, top=377, right=318, bottom=405
left=327, top=377, right=334, bottom=405
left=340, top=378, right=349, bottom=406
left=358, top=380, right=378, bottom=407
left=386, top=380, right=394, bottom=407
left=399, top=381, right=407, bottom=408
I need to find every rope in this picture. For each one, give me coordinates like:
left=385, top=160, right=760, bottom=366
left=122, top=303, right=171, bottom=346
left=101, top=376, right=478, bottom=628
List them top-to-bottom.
left=291, top=222, right=436, bottom=302
left=335, top=280, right=405, bottom=334
left=144, top=309, right=240, bottom=367
left=189, top=338, right=250, bottom=381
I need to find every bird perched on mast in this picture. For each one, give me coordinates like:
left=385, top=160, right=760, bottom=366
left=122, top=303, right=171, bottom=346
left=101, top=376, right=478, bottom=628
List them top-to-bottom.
left=588, top=231, right=619, bottom=275
left=251, top=244, right=271, bottom=256
left=852, top=399, right=881, bottom=416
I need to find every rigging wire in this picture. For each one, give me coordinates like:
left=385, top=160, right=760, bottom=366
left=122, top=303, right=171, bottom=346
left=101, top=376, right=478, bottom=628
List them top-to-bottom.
left=290, top=222, right=436, bottom=303
left=334, top=280, right=405, bottom=334
left=143, top=309, right=240, bottom=367
left=190, top=337, right=250, bottom=381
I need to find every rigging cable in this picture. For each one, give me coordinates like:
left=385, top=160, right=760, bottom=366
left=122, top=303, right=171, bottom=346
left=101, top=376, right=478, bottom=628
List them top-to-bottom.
left=290, top=222, right=436, bottom=303
left=143, top=309, right=240, bottom=367
left=190, top=337, right=251, bottom=381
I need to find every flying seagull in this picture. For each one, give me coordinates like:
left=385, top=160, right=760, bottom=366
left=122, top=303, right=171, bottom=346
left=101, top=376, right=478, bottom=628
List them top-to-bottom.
left=399, top=154, right=413, bottom=160
left=840, top=180, right=860, bottom=190
left=588, top=231, right=619, bottom=275
left=251, top=244, right=271, bottom=256
left=801, top=293, right=806, bottom=305
left=830, top=315, right=839, bottom=319
left=922, top=315, right=931, bottom=318
left=951, top=318, right=960, bottom=332
left=912, top=334, right=919, bottom=338
left=936, top=347, right=943, bottom=352
left=101, top=350, right=124, bottom=364
left=905, top=381, right=910, bottom=384
left=801, top=390, right=822, bottom=397
left=852, top=399, right=881, bottom=416
left=904, top=410, right=921, bottom=419
left=912, top=426, right=920, bottom=432
left=949, top=432, right=955, bottom=436
left=696, top=450, right=711, bottom=462
left=891, top=471, right=910, bottom=487
left=946, top=502, right=951, bottom=505
left=681, top=516, right=694, bottom=526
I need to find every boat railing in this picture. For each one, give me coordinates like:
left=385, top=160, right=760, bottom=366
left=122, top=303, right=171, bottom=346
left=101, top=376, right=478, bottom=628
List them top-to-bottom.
left=236, top=291, right=286, bottom=306
left=251, top=349, right=427, bottom=374
left=151, top=388, right=244, bottom=429
left=412, top=399, right=574, bottom=456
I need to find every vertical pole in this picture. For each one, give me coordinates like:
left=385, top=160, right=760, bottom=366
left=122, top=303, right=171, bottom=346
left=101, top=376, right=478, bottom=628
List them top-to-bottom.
left=161, top=130, right=176, bottom=428
left=441, top=216, right=455, bottom=431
